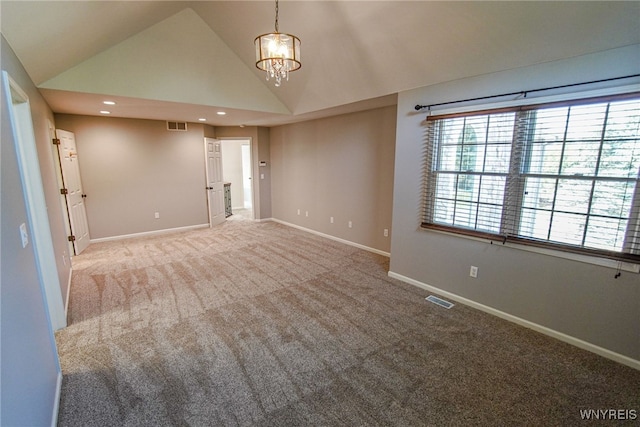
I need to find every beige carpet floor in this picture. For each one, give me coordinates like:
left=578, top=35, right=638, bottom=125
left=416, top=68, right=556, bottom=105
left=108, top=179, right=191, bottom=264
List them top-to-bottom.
left=56, top=219, right=639, bottom=426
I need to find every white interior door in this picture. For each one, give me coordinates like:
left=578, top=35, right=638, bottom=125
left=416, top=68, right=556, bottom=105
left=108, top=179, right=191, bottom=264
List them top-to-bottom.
left=56, top=129, right=90, bottom=255
left=205, top=138, right=225, bottom=227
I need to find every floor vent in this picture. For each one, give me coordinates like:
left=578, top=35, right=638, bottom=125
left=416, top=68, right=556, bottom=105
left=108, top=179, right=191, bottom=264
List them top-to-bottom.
left=167, top=121, right=187, bottom=131
left=425, top=295, right=454, bottom=309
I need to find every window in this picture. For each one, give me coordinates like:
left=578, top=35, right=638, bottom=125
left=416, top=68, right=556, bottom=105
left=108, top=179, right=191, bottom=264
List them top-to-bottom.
left=423, top=94, right=640, bottom=262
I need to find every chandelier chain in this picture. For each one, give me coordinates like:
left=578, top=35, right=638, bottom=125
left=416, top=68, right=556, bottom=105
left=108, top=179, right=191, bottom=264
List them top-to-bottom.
left=274, top=0, right=279, bottom=32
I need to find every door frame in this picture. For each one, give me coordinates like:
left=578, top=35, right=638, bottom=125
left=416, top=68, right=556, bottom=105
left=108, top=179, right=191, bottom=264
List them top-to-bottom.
left=220, top=137, right=255, bottom=220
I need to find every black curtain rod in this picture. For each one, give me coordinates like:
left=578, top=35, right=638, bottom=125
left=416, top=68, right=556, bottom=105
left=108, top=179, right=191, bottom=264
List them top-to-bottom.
left=414, top=74, right=640, bottom=111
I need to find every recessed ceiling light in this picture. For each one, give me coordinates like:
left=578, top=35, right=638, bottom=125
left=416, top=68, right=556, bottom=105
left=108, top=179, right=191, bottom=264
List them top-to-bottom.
left=103, top=100, right=116, bottom=105
left=100, top=110, right=111, bottom=114
left=216, top=111, right=226, bottom=116
left=198, top=118, right=206, bottom=122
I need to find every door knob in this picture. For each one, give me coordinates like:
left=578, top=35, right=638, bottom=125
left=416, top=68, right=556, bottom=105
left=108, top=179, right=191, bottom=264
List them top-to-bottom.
left=206, top=186, right=213, bottom=190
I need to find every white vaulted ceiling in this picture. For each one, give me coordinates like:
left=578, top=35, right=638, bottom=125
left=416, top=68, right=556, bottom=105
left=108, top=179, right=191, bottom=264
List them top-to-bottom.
left=1, top=1, right=639, bottom=126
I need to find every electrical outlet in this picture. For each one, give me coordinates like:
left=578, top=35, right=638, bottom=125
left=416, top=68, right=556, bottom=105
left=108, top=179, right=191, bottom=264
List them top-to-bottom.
left=297, top=209, right=301, bottom=215
left=305, top=211, right=309, bottom=217
left=155, top=212, right=160, bottom=219
left=330, top=216, right=334, bottom=224
left=348, top=221, right=353, bottom=228
left=384, top=228, right=389, bottom=237
left=470, top=266, right=478, bottom=278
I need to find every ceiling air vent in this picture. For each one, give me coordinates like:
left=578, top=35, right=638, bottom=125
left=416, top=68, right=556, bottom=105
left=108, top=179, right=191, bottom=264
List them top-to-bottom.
left=167, top=121, right=187, bottom=131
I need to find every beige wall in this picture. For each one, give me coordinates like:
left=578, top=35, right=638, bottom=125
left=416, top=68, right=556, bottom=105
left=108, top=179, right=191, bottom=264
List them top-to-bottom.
left=1, top=34, right=63, bottom=425
left=270, top=106, right=397, bottom=253
left=54, top=115, right=209, bottom=239
left=216, top=126, right=271, bottom=220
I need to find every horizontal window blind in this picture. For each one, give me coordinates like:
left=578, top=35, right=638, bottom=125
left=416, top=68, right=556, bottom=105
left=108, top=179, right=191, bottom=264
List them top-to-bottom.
left=422, top=93, right=640, bottom=261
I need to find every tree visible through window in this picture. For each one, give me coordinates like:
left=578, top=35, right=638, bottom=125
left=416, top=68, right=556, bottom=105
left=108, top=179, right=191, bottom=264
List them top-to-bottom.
left=423, top=94, right=640, bottom=261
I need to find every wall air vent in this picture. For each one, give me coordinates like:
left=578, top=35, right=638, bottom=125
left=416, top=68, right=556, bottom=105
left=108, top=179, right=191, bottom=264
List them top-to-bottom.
left=167, top=121, right=187, bottom=131
left=425, top=295, right=454, bottom=309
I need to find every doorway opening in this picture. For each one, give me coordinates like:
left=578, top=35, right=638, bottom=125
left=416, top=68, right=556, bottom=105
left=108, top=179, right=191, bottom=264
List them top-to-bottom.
left=221, top=138, right=254, bottom=220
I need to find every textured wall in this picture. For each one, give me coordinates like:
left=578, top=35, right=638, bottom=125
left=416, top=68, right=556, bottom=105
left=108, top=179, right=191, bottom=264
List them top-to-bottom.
left=270, top=106, right=397, bottom=253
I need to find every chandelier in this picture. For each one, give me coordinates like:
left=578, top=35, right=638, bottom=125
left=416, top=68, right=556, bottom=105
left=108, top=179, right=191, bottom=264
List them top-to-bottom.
left=254, top=0, right=301, bottom=87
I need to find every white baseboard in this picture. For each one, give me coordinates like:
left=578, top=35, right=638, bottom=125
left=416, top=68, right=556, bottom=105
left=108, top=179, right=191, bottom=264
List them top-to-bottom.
left=270, top=218, right=390, bottom=257
left=90, top=224, right=210, bottom=243
left=388, top=271, right=640, bottom=371
left=51, top=371, right=62, bottom=427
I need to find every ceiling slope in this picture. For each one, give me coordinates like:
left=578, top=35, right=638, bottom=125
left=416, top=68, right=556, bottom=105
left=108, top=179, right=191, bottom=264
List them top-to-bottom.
left=39, top=7, right=290, bottom=115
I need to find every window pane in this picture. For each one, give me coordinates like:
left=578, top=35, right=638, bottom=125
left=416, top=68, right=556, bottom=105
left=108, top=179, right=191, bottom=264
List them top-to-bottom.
left=605, top=100, right=640, bottom=139
left=565, top=104, right=607, bottom=141
left=532, top=107, right=569, bottom=142
left=488, top=113, right=516, bottom=143
left=465, top=116, right=488, bottom=143
left=440, top=118, right=465, bottom=145
left=599, top=139, right=640, bottom=178
left=560, top=141, right=599, bottom=176
left=526, top=142, right=562, bottom=175
left=484, top=143, right=511, bottom=173
left=461, top=144, right=481, bottom=173
left=439, top=145, right=459, bottom=171
left=435, top=174, right=456, bottom=200
left=458, top=174, right=480, bottom=200
left=478, top=176, right=506, bottom=205
left=522, top=178, right=555, bottom=209
left=555, top=179, right=591, bottom=214
left=590, top=181, right=634, bottom=218
left=434, top=199, right=454, bottom=225
left=454, top=201, right=477, bottom=229
left=477, top=204, right=502, bottom=233
left=519, top=207, right=551, bottom=240
left=549, top=212, right=586, bottom=246
left=584, top=216, right=627, bottom=252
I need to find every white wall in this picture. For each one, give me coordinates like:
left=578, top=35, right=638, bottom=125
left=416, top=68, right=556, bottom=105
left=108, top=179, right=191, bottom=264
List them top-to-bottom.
left=389, top=45, right=640, bottom=365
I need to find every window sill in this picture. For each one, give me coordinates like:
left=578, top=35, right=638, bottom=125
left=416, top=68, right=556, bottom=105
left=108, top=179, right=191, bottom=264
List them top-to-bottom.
left=422, top=227, right=640, bottom=274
